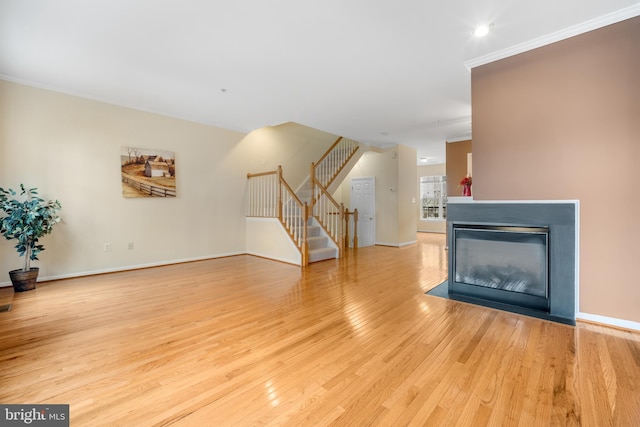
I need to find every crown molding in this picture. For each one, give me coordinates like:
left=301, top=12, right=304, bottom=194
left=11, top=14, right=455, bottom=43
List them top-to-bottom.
left=465, top=4, right=640, bottom=70
left=446, top=135, right=472, bottom=143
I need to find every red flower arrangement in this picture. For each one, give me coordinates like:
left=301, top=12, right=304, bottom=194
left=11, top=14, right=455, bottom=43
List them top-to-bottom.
left=459, top=176, right=472, bottom=196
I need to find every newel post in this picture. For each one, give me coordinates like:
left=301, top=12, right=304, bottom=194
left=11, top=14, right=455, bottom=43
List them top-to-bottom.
left=277, top=165, right=283, bottom=220
left=302, top=202, right=309, bottom=266
left=339, top=203, right=345, bottom=258
left=344, top=208, right=350, bottom=250
left=353, top=208, right=359, bottom=249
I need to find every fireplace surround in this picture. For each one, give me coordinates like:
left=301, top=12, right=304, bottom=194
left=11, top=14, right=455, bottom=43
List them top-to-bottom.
left=447, top=200, right=577, bottom=325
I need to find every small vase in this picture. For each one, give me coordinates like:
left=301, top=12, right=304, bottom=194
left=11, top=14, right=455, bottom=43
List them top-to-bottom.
left=463, top=184, right=472, bottom=197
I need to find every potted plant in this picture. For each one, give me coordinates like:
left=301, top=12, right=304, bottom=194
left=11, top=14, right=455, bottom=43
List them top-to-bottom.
left=0, top=184, right=62, bottom=292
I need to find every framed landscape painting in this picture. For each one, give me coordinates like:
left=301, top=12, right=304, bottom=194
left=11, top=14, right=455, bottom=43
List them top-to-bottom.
left=121, top=146, right=176, bottom=198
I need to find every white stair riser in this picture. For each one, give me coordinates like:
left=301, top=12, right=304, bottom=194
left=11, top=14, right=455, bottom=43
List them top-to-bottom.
left=308, top=236, right=328, bottom=250
left=308, top=247, right=338, bottom=263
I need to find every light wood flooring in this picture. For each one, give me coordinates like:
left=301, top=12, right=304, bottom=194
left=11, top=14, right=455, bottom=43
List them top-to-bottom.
left=0, top=233, right=639, bottom=426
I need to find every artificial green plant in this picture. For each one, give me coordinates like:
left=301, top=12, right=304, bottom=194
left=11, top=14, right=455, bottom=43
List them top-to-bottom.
left=0, top=184, right=62, bottom=271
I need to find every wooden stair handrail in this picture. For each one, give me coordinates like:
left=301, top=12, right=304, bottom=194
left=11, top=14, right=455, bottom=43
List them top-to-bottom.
left=315, top=136, right=343, bottom=167
left=313, top=138, right=360, bottom=192
left=325, top=146, right=360, bottom=190
left=276, top=166, right=308, bottom=265
left=277, top=166, right=305, bottom=207
left=247, top=170, right=278, bottom=179
left=311, top=175, right=341, bottom=209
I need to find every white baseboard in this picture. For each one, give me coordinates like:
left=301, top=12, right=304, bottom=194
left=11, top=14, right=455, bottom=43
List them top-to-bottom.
left=375, top=240, right=417, bottom=248
left=245, top=251, right=301, bottom=266
left=0, top=252, right=244, bottom=288
left=576, top=312, right=640, bottom=332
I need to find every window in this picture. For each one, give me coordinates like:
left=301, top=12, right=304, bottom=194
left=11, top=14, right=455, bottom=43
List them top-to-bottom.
left=420, top=176, right=447, bottom=220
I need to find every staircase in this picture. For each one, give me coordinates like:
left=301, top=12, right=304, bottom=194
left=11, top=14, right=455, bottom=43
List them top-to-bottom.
left=246, top=136, right=360, bottom=266
left=295, top=181, right=337, bottom=263
left=307, top=220, right=337, bottom=262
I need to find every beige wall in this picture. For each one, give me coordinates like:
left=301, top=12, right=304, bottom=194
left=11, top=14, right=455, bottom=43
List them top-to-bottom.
left=471, top=17, right=640, bottom=323
left=0, top=80, right=248, bottom=282
left=0, top=81, right=259, bottom=282
left=0, top=81, right=342, bottom=283
left=240, top=122, right=337, bottom=191
left=445, top=139, right=472, bottom=197
left=397, top=144, right=418, bottom=245
left=336, top=145, right=418, bottom=246
left=417, top=163, right=446, bottom=233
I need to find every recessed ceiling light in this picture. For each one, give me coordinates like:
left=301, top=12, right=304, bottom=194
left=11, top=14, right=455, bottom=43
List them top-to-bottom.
left=473, top=24, right=493, bottom=37
left=419, top=157, right=429, bottom=163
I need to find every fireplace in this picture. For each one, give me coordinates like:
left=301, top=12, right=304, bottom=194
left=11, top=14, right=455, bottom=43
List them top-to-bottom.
left=447, top=201, right=577, bottom=325
left=451, top=224, right=549, bottom=311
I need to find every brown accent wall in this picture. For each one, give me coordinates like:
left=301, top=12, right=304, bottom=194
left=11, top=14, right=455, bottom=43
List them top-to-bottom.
left=471, top=17, right=640, bottom=323
left=445, top=140, right=472, bottom=197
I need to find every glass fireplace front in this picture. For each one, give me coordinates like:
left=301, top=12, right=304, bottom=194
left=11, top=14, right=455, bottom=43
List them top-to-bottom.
left=450, top=224, right=550, bottom=312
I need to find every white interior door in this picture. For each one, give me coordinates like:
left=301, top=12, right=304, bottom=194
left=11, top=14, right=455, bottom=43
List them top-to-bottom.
left=350, top=177, right=375, bottom=247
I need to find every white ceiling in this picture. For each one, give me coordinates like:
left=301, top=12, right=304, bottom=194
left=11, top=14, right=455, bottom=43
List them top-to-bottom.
left=1, top=1, right=639, bottom=164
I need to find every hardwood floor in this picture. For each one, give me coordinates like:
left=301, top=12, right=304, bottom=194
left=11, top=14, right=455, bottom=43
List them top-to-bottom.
left=0, top=233, right=638, bottom=426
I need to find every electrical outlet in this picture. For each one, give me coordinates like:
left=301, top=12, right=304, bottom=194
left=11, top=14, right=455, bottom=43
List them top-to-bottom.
left=128, top=242, right=134, bottom=250
left=103, top=243, right=111, bottom=252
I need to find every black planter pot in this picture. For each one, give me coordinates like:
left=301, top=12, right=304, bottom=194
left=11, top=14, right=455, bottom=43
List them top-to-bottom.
left=9, top=268, right=39, bottom=292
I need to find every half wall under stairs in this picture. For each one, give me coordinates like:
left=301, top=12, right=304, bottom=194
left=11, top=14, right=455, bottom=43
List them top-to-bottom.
left=245, top=217, right=337, bottom=265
